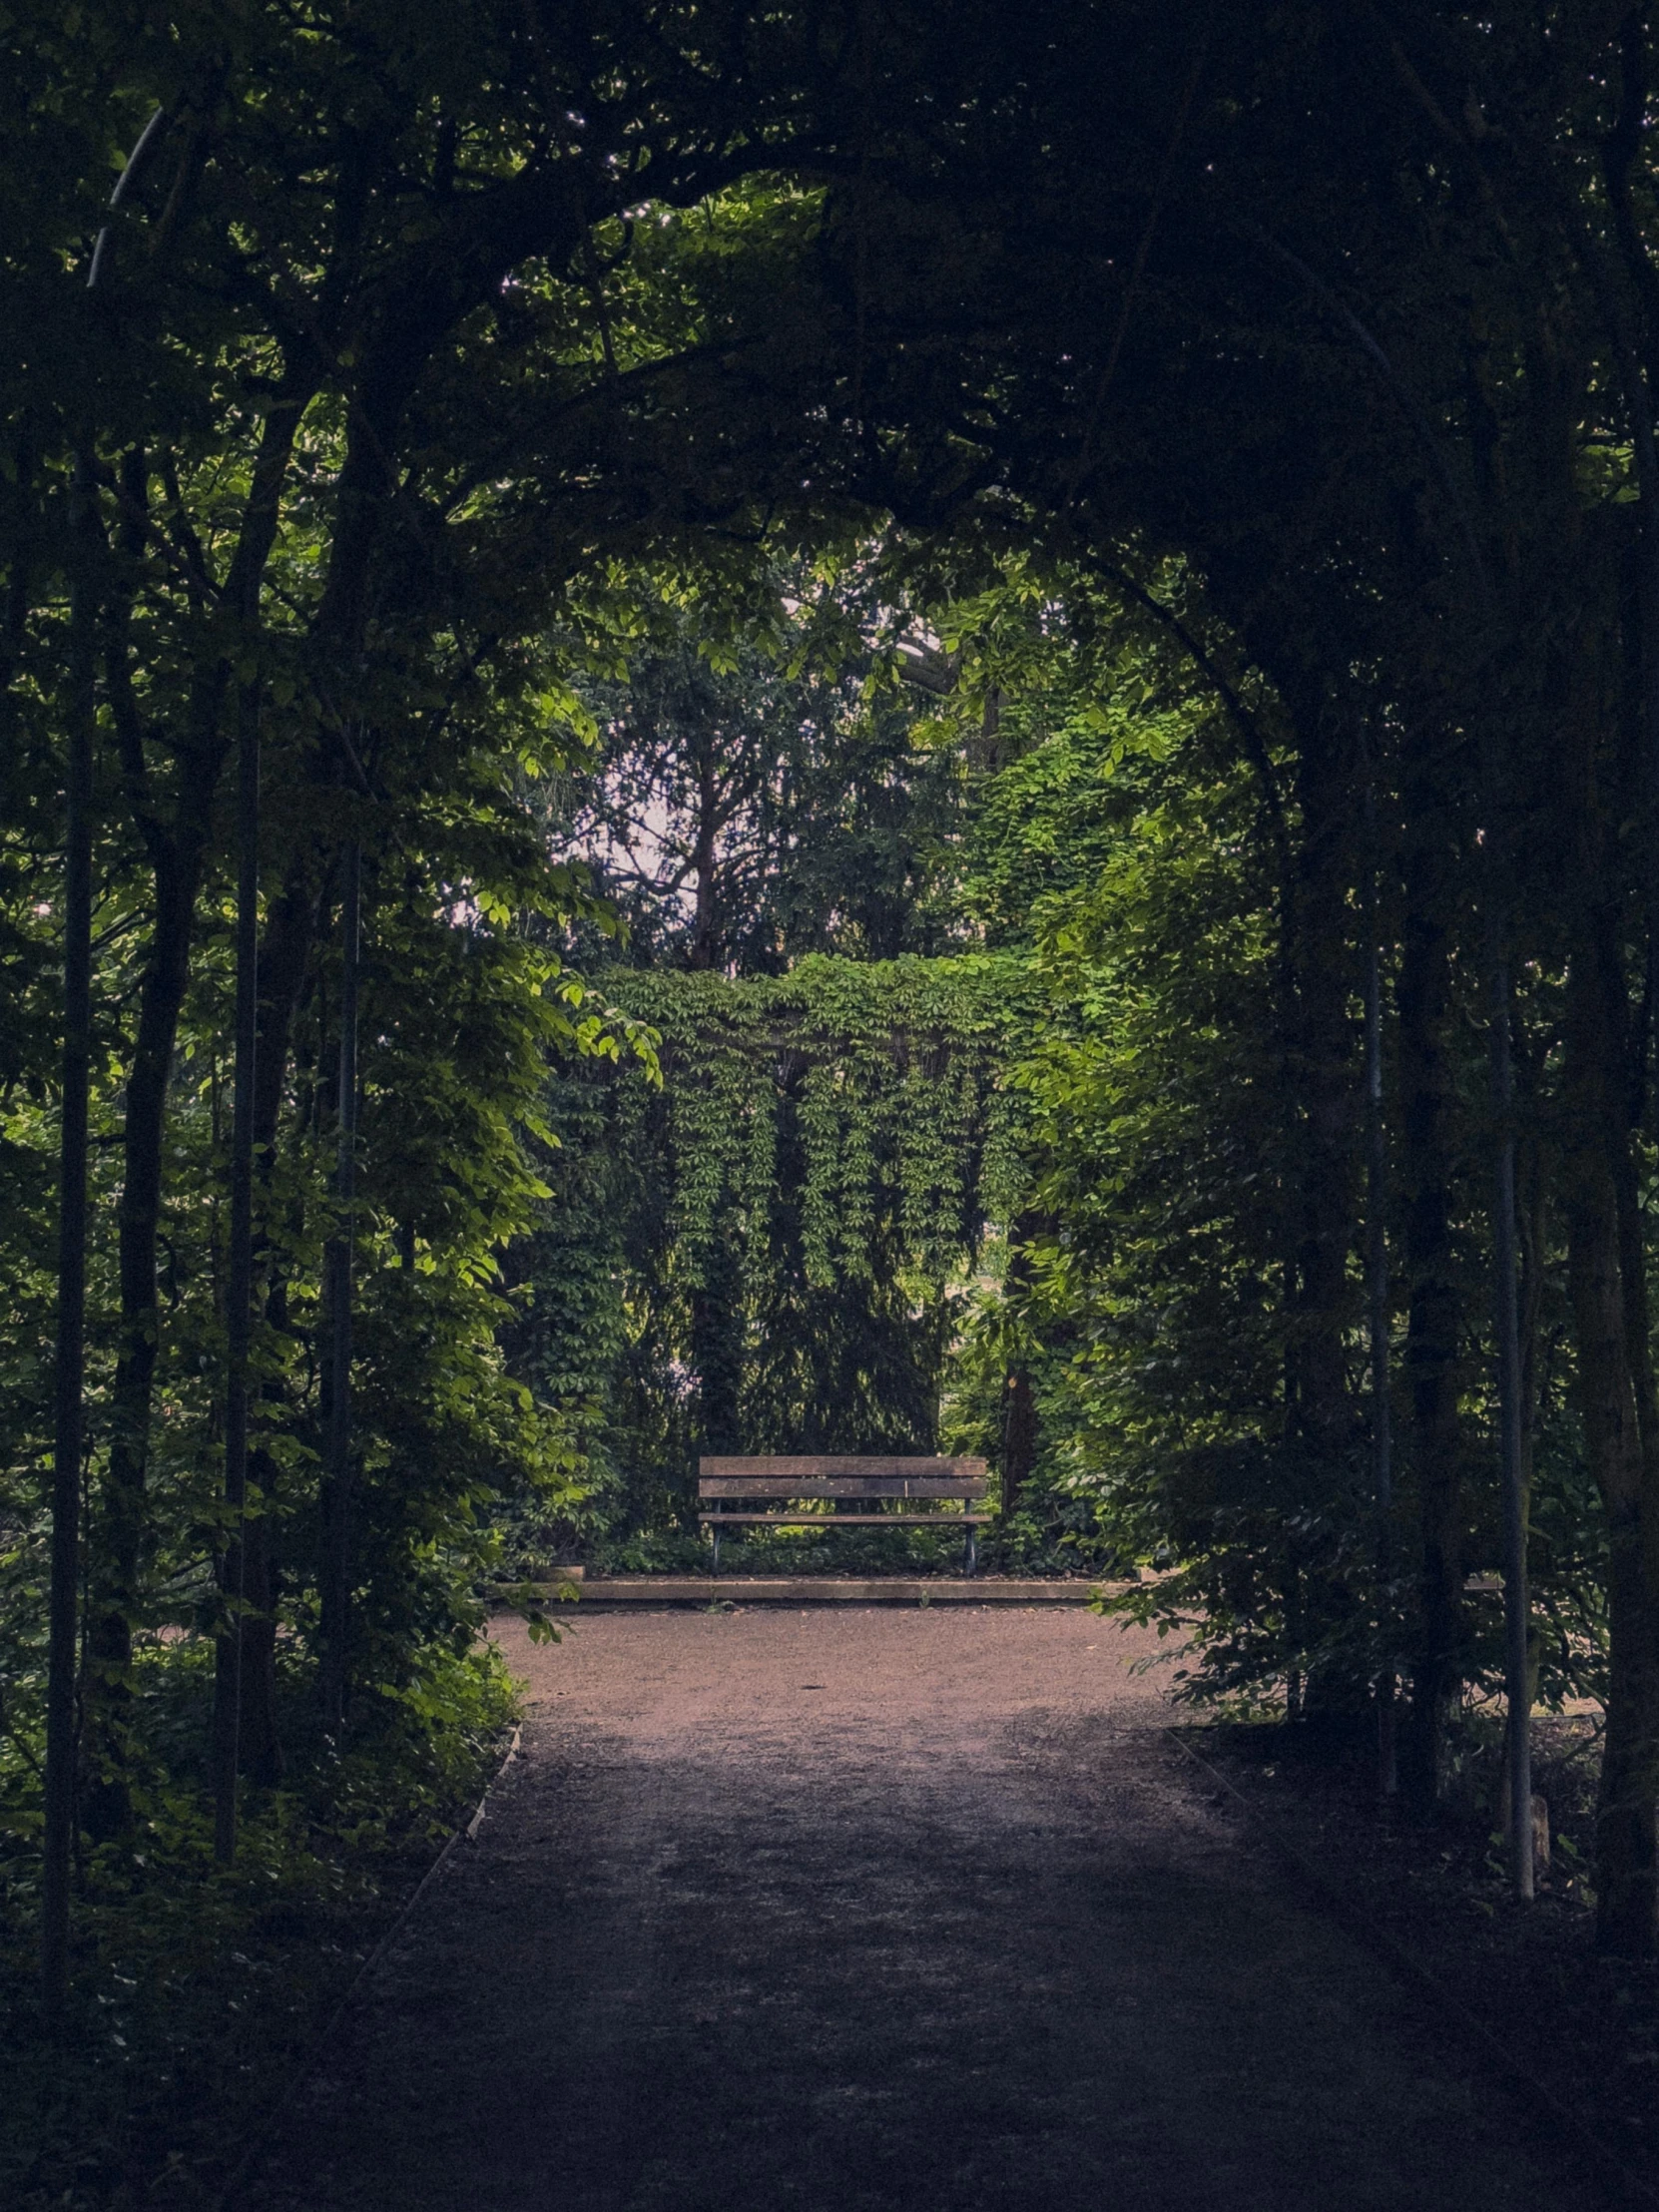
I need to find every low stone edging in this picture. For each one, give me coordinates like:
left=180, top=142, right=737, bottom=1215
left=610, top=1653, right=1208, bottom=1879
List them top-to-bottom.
left=499, top=1576, right=1113, bottom=1607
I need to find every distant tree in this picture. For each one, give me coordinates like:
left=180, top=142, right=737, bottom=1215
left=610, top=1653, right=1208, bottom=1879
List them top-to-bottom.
left=563, top=581, right=962, bottom=973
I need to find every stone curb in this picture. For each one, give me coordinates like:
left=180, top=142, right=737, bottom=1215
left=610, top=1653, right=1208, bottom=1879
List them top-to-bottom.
left=496, top=1576, right=1118, bottom=1607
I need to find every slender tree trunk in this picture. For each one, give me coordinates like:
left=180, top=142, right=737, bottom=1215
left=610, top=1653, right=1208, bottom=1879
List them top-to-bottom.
left=81, top=397, right=301, bottom=1838
left=42, top=458, right=96, bottom=2014
left=1217, top=634, right=1356, bottom=1477
left=212, top=684, right=260, bottom=1862
left=1284, top=719, right=1360, bottom=1709
left=690, top=744, right=720, bottom=971
left=83, top=746, right=222, bottom=1841
left=1288, top=804, right=1355, bottom=1461
left=1395, top=840, right=1464, bottom=1808
left=318, top=847, right=361, bottom=1729
left=231, top=863, right=320, bottom=1788
left=1364, top=874, right=1396, bottom=1796
left=1596, top=895, right=1659, bottom=1557
left=1563, top=901, right=1659, bottom=1952
left=1487, top=938, right=1533, bottom=1899
left=1564, top=946, right=1659, bottom=1951
left=999, top=1210, right=1041, bottom=1521
left=691, top=1224, right=745, bottom=1459
left=1001, top=1372, right=1036, bottom=1520
left=236, top=1511, right=280, bottom=1774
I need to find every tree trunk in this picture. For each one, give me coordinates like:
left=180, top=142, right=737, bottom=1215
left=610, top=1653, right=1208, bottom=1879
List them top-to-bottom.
left=84, top=397, right=301, bottom=1839
left=43, top=457, right=96, bottom=2011
left=1216, top=625, right=1356, bottom=1475
left=213, top=685, right=261, bottom=1861
left=1284, top=718, right=1360, bottom=1712
left=689, top=742, right=720, bottom=970
left=84, top=745, right=222, bottom=1840
left=1288, top=768, right=1355, bottom=1464
left=1394, top=831, right=1465, bottom=1808
left=318, top=846, right=361, bottom=1730
left=232, top=862, right=322, bottom=1786
left=1364, top=864, right=1396, bottom=1796
left=1563, top=906, right=1659, bottom=1952
left=1487, top=940, right=1533, bottom=1898
left=999, top=1211, right=1041, bottom=1521
left=691, top=1225, right=745, bottom=1458
left=1001, top=1371, right=1036, bottom=1519
left=233, top=1509, right=282, bottom=1788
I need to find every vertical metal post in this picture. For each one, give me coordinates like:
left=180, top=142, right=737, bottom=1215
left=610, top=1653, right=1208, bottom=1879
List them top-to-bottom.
left=43, top=453, right=96, bottom=2016
left=213, top=684, right=259, bottom=1863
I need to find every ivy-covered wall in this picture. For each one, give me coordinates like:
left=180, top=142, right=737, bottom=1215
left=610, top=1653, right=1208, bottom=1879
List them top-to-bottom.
left=502, top=953, right=1030, bottom=1555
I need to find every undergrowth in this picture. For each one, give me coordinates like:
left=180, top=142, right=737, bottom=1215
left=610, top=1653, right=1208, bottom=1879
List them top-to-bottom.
left=587, top=1498, right=1120, bottom=1578
left=0, top=1635, right=516, bottom=2212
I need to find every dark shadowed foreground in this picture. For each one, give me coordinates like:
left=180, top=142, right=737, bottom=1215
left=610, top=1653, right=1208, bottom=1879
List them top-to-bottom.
left=249, top=1609, right=1607, bottom=2212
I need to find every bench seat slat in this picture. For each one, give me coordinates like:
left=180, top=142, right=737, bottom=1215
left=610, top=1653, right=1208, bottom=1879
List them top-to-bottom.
left=699, top=1454, right=987, bottom=1573
left=700, top=1455, right=986, bottom=1480
left=699, top=1477, right=985, bottom=1499
left=697, top=1511, right=994, bottom=1525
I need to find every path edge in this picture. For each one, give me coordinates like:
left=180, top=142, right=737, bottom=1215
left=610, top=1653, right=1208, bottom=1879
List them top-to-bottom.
left=495, top=1576, right=1110, bottom=1606
left=212, top=1722, right=523, bottom=2212
left=1164, top=1727, right=1659, bottom=2212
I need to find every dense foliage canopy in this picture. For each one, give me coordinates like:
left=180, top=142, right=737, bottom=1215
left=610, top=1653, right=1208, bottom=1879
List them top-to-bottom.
left=17, top=3, right=1659, bottom=2197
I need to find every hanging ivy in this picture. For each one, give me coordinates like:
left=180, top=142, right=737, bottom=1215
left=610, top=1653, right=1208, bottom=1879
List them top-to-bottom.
left=506, top=953, right=1031, bottom=1530
left=603, top=953, right=1029, bottom=1295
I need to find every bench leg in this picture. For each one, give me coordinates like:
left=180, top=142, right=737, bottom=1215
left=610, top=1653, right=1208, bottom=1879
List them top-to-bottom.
left=711, top=1523, right=722, bottom=1573
left=964, top=1523, right=977, bottom=1578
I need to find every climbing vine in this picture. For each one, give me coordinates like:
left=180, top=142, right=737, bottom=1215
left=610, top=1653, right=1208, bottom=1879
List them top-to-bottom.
left=607, top=953, right=1028, bottom=1290
left=507, top=954, right=1030, bottom=1539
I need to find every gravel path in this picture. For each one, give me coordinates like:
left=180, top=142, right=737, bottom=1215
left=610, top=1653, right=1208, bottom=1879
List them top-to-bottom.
left=250, top=1606, right=1610, bottom=2212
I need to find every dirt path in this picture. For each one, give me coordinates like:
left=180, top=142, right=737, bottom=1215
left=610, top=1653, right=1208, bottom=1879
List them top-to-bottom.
left=250, top=1607, right=1610, bottom=2212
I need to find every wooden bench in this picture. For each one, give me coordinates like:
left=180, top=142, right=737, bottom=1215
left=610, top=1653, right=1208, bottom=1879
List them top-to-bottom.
left=698, top=1455, right=990, bottom=1575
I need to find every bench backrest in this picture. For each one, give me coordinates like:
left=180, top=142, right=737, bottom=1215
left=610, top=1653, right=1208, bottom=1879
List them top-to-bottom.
left=699, top=1455, right=987, bottom=1499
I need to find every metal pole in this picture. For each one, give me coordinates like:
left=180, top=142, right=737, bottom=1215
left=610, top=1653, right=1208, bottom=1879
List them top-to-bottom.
left=212, top=684, right=259, bottom=1863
